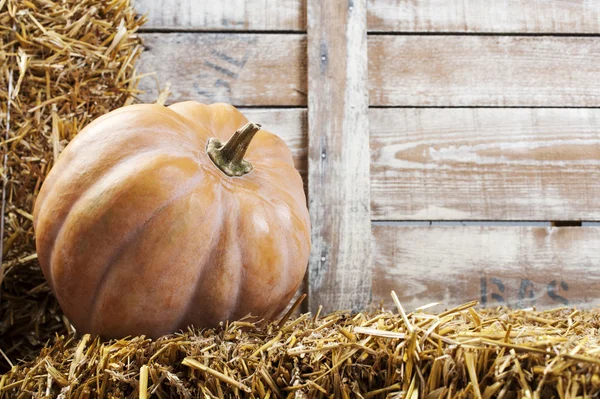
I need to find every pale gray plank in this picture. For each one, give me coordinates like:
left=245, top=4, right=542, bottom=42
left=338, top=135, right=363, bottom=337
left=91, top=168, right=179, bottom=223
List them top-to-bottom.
left=135, top=0, right=305, bottom=31
left=135, top=0, right=600, bottom=33
left=307, top=0, right=371, bottom=312
left=368, top=0, right=600, bottom=33
left=137, top=33, right=306, bottom=106
left=139, top=35, right=600, bottom=108
left=369, top=36, right=600, bottom=106
left=370, top=108, right=600, bottom=221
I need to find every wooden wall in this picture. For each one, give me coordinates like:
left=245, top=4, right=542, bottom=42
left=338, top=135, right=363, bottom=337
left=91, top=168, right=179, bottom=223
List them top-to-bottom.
left=134, top=0, right=600, bottom=312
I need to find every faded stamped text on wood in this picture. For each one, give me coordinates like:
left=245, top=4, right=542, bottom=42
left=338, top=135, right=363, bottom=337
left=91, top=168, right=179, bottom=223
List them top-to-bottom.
left=372, top=225, right=600, bottom=310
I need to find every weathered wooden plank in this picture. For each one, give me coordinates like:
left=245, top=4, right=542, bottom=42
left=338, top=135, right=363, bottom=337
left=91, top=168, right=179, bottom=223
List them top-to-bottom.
left=135, top=0, right=305, bottom=31
left=135, top=0, right=600, bottom=33
left=307, top=0, right=371, bottom=312
left=368, top=0, right=600, bottom=33
left=137, top=33, right=306, bottom=106
left=139, top=35, right=600, bottom=107
left=369, top=36, right=600, bottom=107
left=241, top=108, right=307, bottom=178
left=370, top=108, right=600, bottom=221
left=372, top=225, right=600, bottom=310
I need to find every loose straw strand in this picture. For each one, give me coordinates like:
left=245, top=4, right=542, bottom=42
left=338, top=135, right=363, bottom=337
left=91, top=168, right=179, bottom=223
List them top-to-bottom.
left=0, top=21, right=15, bottom=312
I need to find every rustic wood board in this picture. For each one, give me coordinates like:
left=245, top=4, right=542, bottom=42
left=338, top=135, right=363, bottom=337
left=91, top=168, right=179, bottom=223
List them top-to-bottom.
left=135, top=0, right=306, bottom=31
left=135, top=0, right=600, bottom=33
left=307, top=0, right=371, bottom=312
left=368, top=0, right=600, bottom=33
left=137, top=33, right=306, bottom=106
left=139, top=34, right=600, bottom=107
left=369, top=36, right=600, bottom=107
left=370, top=108, right=600, bottom=221
left=372, top=225, right=600, bottom=310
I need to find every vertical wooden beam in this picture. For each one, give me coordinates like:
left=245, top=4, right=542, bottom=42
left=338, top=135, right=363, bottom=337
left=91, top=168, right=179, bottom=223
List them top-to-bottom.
left=307, top=0, right=371, bottom=312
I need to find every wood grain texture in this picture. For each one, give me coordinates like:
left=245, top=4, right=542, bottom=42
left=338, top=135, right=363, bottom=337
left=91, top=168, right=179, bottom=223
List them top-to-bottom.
left=135, top=0, right=305, bottom=31
left=135, top=0, right=599, bottom=33
left=307, top=0, right=371, bottom=312
left=368, top=0, right=600, bottom=33
left=137, top=33, right=306, bottom=106
left=138, top=35, right=600, bottom=107
left=369, top=36, right=600, bottom=107
left=370, top=108, right=600, bottom=221
left=372, top=225, right=600, bottom=310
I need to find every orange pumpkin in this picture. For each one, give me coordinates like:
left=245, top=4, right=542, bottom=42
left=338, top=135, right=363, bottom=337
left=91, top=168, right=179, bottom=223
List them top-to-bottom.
left=33, top=102, right=310, bottom=339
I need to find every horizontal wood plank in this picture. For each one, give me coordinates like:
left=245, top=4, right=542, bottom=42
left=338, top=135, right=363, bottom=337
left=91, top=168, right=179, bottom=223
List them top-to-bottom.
left=135, top=0, right=306, bottom=31
left=135, top=0, right=600, bottom=33
left=368, top=0, right=600, bottom=33
left=137, top=33, right=306, bottom=106
left=140, top=35, right=600, bottom=107
left=369, top=36, right=600, bottom=107
left=370, top=108, right=600, bottom=221
left=372, top=225, right=600, bottom=310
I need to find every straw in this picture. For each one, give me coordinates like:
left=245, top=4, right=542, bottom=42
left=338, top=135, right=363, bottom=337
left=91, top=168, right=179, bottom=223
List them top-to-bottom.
left=0, top=0, right=145, bottom=372
left=2, top=294, right=600, bottom=397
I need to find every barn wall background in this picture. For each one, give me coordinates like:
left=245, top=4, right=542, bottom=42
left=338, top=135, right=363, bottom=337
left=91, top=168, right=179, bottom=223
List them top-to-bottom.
left=133, top=0, right=600, bottom=312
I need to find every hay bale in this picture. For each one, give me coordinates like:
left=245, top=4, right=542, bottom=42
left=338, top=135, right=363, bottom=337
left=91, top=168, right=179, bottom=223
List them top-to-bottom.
left=0, top=0, right=145, bottom=372
left=2, top=2, right=600, bottom=397
left=2, top=295, right=600, bottom=397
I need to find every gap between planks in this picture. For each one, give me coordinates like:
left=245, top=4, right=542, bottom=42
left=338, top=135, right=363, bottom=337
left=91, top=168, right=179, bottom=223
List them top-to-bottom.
left=138, top=28, right=600, bottom=38
left=367, top=32, right=600, bottom=37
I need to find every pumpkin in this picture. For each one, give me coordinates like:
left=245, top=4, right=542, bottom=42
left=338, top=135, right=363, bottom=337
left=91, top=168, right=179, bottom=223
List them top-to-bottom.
left=33, top=102, right=310, bottom=339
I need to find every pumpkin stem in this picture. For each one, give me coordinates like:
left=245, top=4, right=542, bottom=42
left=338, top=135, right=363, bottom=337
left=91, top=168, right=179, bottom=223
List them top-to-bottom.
left=206, top=122, right=262, bottom=177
